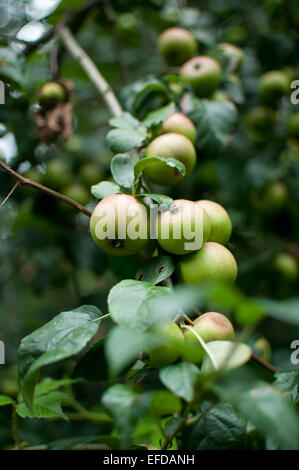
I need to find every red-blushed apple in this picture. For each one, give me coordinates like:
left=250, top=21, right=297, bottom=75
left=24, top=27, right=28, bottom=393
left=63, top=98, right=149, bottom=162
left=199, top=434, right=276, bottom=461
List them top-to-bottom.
left=158, top=28, right=197, bottom=66
left=180, top=56, right=222, bottom=97
left=161, top=113, right=196, bottom=143
left=90, top=194, right=149, bottom=256
left=182, top=312, right=235, bottom=363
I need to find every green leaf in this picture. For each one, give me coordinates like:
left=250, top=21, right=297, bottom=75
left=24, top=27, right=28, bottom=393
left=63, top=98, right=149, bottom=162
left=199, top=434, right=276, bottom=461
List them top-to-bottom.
left=121, top=77, right=169, bottom=114
left=189, top=99, right=237, bottom=155
left=143, top=102, right=176, bottom=127
left=107, top=112, right=147, bottom=153
left=107, top=128, right=146, bottom=153
left=110, top=154, right=135, bottom=190
left=134, top=156, right=185, bottom=180
left=91, top=181, right=121, bottom=200
left=135, top=193, right=173, bottom=208
left=135, top=255, right=176, bottom=285
left=108, top=279, right=170, bottom=329
left=258, top=298, right=299, bottom=326
left=18, top=305, right=101, bottom=409
left=105, top=326, right=160, bottom=377
left=72, top=338, right=108, bottom=382
left=202, top=341, right=252, bottom=373
left=159, top=362, right=200, bottom=402
left=215, top=369, right=299, bottom=450
left=273, top=371, right=299, bottom=404
left=32, top=378, right=79, bottom=396
left=102, top=384, right=152, bottom=446
left=150, top=390, right=182, bottom=416
left=16, top=391, right=68, bottom=420
left=0, top=395, right=15, bottom=407
left=181, top=403, right=248, bottom=450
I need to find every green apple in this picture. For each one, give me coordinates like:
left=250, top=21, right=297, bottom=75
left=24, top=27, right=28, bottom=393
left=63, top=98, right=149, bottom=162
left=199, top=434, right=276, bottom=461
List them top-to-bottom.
left=158, top=27, right=197, bottom=66
left=218, top=43, right=244, bottom=72
left=180, top=56, right=222, bottom=97
left=259, top=70, right=289, bottom=105
left=39, top=82, right=66, bottom=109
left=246, top=106, right=276, bottom=133
left=162, top=113, right=196, bottom=143
left=287, top=113, right=299, bottom=140
left=143, top=133, right=196, bottom=186
left=45, top=158, right=73, bottom=188
left=80, top=162, right=103, bottom=187
left=23, top=167, right=44, bottom=184
left=257, top=181, right=288, bottom=212
left=62, top=183, right=90, bottom=206
left=90, top=194, right=149, bottom=256
left=157, top=199, right=211, bottom=255
left=196, top=200, right=232, bottom=245
left=177, top=241, right=238, bottom=285
left=273, top=253, right=298, bottom=280
left=182, top=312, right=235, bottom=363
left=146, top=321, right=184, bottom=368
left=253, top=337, right=272, bottom=363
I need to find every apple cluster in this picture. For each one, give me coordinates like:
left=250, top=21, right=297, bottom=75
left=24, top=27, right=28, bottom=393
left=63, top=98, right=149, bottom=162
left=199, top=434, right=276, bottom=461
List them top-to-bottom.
left=89, top=27, right=241, bottom=369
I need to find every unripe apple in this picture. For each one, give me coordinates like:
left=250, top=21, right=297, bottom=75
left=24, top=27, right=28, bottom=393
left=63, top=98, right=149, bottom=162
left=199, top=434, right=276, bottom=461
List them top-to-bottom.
left=158, top=28, right=198, bottom=66
left=218, top=43, right=244, bottom=72
left=180, top=56, right=222, bottom=97
left=259, top=70, right=289, bottom=105
left=39, top=82, right=66, bottom=109
left=246, top=106, right=276, bottom=133
left=161, top=113, right=196, bottom=143
left=287, top=113, right=299, bottom=140
left=144, top=133, right=196, bottom=186
left=45, top=158, right=73, bottom=188
left=80, top=162, right=103, bottom=187
left=23, top=167, right=44, bottom=184
left=252, top=181, right=288, bottom=212
left=63, top=183, right=90, bottom=206
left=90, top=194, right=149, bottom=256
left=157, top=199, right=211, bottom=255
left=196, top=200, right=232, bottom=245
left=177, top=242, right=238, bottom=285
left=273, top=253, right=299, bottom=280
left=182, top=312, right=235, bottom=363
left=146, top=321, right=184, bottom=368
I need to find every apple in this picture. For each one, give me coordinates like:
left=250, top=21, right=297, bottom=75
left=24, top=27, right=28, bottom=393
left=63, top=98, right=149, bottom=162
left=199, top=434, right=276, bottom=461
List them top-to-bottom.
left=158, top=27, right=198, bottom=66
left=218, top=43, right=244, bottom=72
left=180, top=56, right=222, bottom=97
left=259, top=70, right=289, bottom=105
left=39, top=82, right=66, bottom=108
left=246, top=106, right=276, bottom=133
left=161, top=113, right=196, bottom=143
left=287, top=113, right=299, bottom=140
left=143, top=133, right=196, bottom=186
left=45, top=158, right=73, bottom=188
left=80, top=162, right=103, bottom=187
left=23, top=167, right=44, bottom=184
left=253, top=181, right=288, bottom=212
left=63, top=183, right=90, bottom=206
left=90, top=194, right=149, bottom=256
left=157, top=199, right=211, bottom=255
left=196, top=200, right=232, bottom=245
left=177, top=241, right=238, bottom=285
left=273, top=253, right=298, bottom=280
left=182, top=312, right=235, bottom=363
left=146, top=321, right=184, bottom=368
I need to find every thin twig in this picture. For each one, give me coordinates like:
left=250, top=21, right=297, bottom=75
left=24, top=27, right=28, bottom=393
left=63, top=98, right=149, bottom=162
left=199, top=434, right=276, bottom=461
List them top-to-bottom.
left=60, top=27, right=122, bottom=117
left=0, top=160, right=91, bottom=217
left=0, top=181, right=21, bottom=208
left=251, top=352, right=278, bottom=373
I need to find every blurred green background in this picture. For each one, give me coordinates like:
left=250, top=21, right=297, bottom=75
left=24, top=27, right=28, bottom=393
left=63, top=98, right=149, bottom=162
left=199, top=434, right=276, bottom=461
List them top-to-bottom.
left=0, top=0, right=299, bottom=449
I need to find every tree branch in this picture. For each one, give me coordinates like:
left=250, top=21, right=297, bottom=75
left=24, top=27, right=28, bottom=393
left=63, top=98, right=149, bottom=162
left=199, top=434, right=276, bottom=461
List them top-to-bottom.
left=60, top=27, right=122, bottom=118
left=0, top=160, right=91, bottom=217
left=251, top=352, right=278, bottom=373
